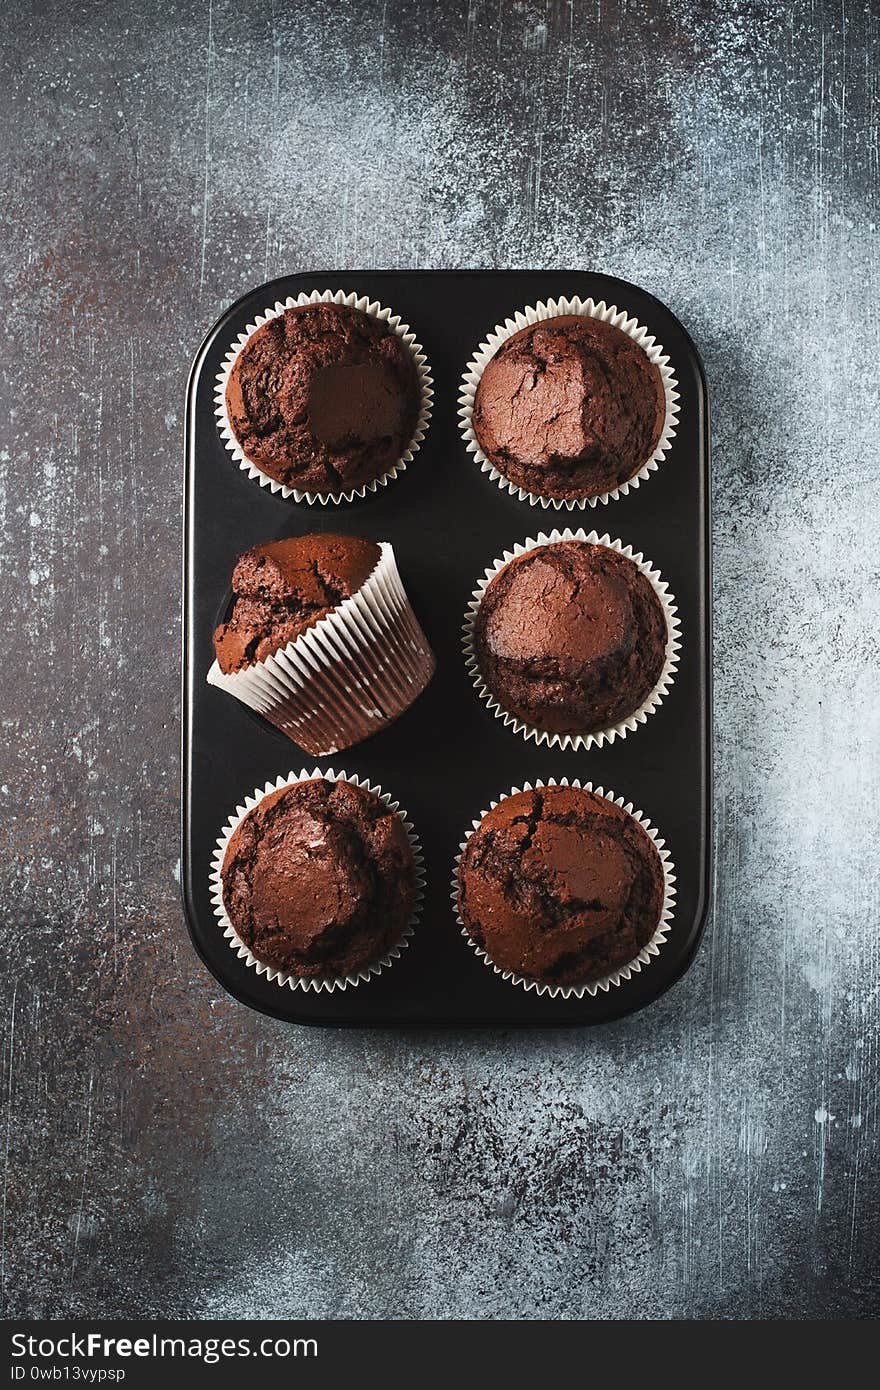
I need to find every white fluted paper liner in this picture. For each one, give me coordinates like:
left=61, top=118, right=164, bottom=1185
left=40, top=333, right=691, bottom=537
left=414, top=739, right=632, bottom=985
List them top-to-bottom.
left=215, top=289, right=433, bottom=504
left=458, top=295, right=679, bottom=510
left=463, top=528, right=681, bottom=751
left=207, top=541, right=436, bottom=756
left=211, top=768, right=425, bottom=993
left=451, top=779, right=676, bottom=1000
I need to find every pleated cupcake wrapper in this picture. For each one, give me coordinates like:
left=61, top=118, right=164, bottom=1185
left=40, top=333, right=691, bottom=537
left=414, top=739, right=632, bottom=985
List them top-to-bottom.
left=215, top=288, right=434, bottom=505
left=458, top=295, right=680, bottom=510
left=463, top=528, right=681, bottom=752
left=207, top=542, right=436, bottom=757
left=211, top=768, right=425, bottom=993
left=451, top=778, right=676, bottom=1000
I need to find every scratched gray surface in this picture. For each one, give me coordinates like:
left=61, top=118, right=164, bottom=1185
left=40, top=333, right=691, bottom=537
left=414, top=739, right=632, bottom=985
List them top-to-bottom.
left=0, top=0, right=877, bottom=1320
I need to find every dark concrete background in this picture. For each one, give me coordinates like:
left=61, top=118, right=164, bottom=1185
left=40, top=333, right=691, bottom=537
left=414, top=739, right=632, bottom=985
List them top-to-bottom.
left=1, top=0, right=877, bottom=1319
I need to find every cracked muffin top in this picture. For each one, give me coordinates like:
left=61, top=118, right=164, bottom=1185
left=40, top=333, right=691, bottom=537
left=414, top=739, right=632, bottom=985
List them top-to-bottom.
left=225, top=302, right=422, bottom=493
left=472, top=314, right=665, bottom=501
left=213, top=532, right=381, bottom=674
left=473, top=540, right=667, bottom=735
left=221, top=778, right=416, bottom=979
left=457, top=784, right=665, bottom=988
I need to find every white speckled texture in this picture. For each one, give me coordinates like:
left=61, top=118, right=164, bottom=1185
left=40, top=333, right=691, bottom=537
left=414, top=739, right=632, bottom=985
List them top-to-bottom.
left=0, top=0, right=877, bottom=1318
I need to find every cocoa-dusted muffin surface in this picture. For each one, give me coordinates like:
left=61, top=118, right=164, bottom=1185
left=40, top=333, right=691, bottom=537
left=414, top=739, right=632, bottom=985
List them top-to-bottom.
left=226, top=302, right=421, bottom=492
left=472, top=314, right=665, bottom=501
left=213, top=532, right=380, bottom=674
left=473, top=540, right=667, bottom=735
left=221, top=778, right=416, bottom=979
left=457, top=785, right=664, bottom=989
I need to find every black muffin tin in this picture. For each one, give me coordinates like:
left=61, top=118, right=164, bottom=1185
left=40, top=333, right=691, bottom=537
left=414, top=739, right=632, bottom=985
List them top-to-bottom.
left=182, top=271, right=711, bottom=1026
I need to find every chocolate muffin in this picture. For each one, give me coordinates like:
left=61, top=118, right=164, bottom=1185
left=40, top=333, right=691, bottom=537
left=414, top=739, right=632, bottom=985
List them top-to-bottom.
left=226, top=302, right=422, bottom=493
left=472, top=315, right=666, bottom=501
left=213, top=532, right=380, bottom=674
left=473, top=540, right=667, bottom=735
left=221, top=778, right=416, bottom=979
left=457, top=785, right=665, bottom=989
